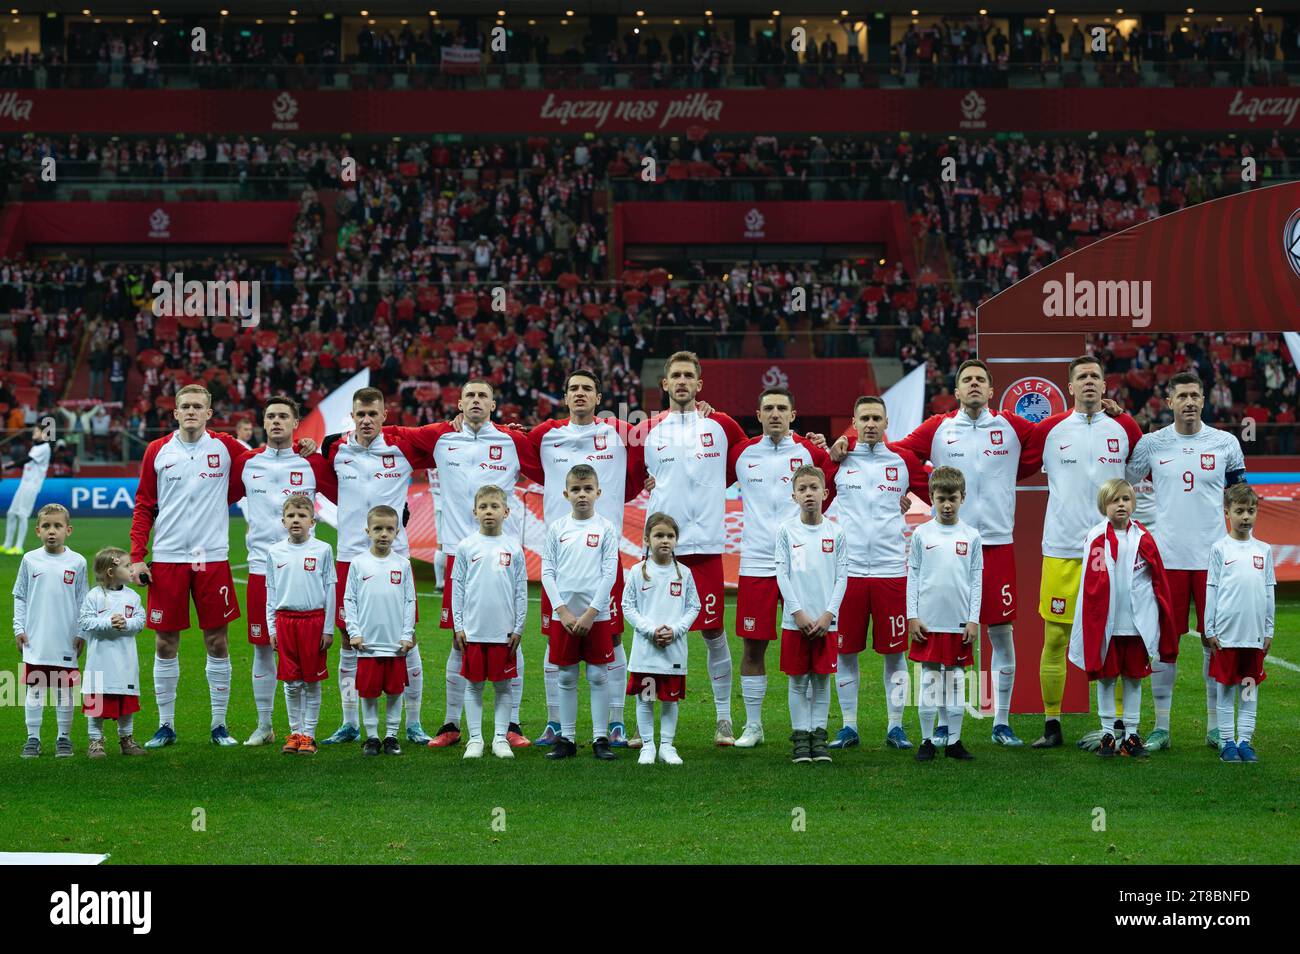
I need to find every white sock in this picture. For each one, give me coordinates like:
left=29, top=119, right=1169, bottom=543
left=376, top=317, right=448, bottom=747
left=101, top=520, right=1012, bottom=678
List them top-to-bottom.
left=433, top=548, right=447, bottom=589
left=988, top=623, right=1015, bottom=726
left=704, top=633, right=733, bottom=723
left=607, top=642, right=627, bottom=725
left=252, top=643, right=275, bottom=731
left=543, top=644, right=560, bottom=724
left=1202, top=644, right=1216, bottom=728
left=338, top=645, right=359, bottom=728
left=403, top=645, right=424, bottom=728
left=510, top=646, right=525, bottom=725
left=444, top=647, right=465, bottom=726
left=884, top=652, right=908, bottom=730
left=834, top=653, right=860, bottom=731
left=154, top=654, right=179, bottom=728
left=205, top=654, right=232, bottom=730
left=1150, top=657, right=1174, bottom=732
left=587, top=661, right=609, bottom=741
left=557, top=663, right=579, bottom=740
left=919, top=664, right=940, bottom=739
left=946, top=668, right=966, bottom=743
left=788, top=673, right=812, bottom=732
left=810, top=673, right=831, bottom=730
left=741, top=674, right=767, bottom=729
left=1098, top=677, right=1118, bottom=733
left=1121, top=677, right=1142, bottom=737
left=493, top=679, right=513, bottom=741
left=284, top=681, right=304, bottom=734
left=464, top=681, right=484, bottom=742
left=1216, top=681, right=1235, bottom=743
left=303, top=682, right=321, bottom=738
left=24, top=683, right=45, bottom=738
left=55, top=685, right=74, bottom=738
left=1238, top=685, right=1257, bottom=743
left=385, top=692, right=402, bottom=737
left=360, top=696, right=379, bottom=737
left=636, top=697, right=655, bottom=747
left=660, top=701, right=679, bottom=746
left=119, top=713, right=133, bottom=737
left=88, top=716, right=104, bottom=741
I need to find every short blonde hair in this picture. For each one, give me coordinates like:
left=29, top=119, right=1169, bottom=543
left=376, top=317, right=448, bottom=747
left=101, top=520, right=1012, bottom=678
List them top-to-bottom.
left=664, top=350, right=702, bottom=377
left=175, top=383, right=213, bottom=406
left=791, top=464, right=825, bottom=488
left=1096, top=478, right=1134, bottom=515
left=474, top=484, right=509, bottom=508
left=282, top=494, right=315, bottom=517
left=36, top=503, right=70, bottom=524
left=367, top=504, right=399, bottom=525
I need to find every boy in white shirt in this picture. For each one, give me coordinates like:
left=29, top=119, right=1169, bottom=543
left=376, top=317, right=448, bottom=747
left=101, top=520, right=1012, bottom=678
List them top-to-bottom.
left=540, top=465, right=620, bottom=761
left=775, top=466, right=848, bottom=764
left=907, top=467, right=983, bottom=763
left=1069, top=478, right=1180, bottom=759
left=1205, top=484, right=1275, bottom=763
left=451, top=485, right=528, bottom=760
left=266, top=495, right=337, bottom=756
left=13, top=504, right=88, bottom=758
left=343, top=505, right=416, bottom=757
left=79, top=547, right=147, bottom=758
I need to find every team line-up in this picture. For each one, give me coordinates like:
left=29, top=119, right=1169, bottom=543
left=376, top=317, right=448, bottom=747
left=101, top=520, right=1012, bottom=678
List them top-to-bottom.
left=11, top=351, right=1276, bottom=765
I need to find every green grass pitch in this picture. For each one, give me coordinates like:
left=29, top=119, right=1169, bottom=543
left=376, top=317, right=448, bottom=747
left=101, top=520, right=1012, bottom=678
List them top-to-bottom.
left=2, top=517, right=1296, bottom=864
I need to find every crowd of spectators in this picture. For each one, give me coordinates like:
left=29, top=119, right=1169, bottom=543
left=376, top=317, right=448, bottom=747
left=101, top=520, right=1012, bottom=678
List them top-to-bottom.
left=4, top=15, right=1300, bottom=91
left=1, top=128, right=1297, bottom=456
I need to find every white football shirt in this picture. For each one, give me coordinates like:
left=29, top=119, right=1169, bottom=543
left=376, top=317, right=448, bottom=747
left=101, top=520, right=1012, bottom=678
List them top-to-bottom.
left=1204, top=534, right=1275, bottom=650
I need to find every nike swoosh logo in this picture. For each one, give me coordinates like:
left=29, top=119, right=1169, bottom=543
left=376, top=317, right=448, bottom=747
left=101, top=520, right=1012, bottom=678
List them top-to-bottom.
left=945, top=438, right=959, bottom=444
left=1058, top=444, right=1071, bottom=450
left=657, top=445, right=668, bottom=451
left=447, top=447, right=461, bottom=451
left=1159, top=458, right=1174, bottom=465
left=163, top=463, right=177, bottom=469
left=748, top=463, right=760, bottom=469
left=846, top=469, right=859, bottom=474
left=251, top=475, right=263, bottom=480
left=560, top=534, right=574, bottom=543
left=793, top=543, right=804, bottom=548
left=925, top=544, right=938, bottom=550
left=471, top=556, right=482, bottom=563
left=1224, top=560, right=1236, bottom=565
left=276, top=563, right=287, bottom=569
left=32, top=573, right=43, bottom=578
left=362, top=575, right=373, bottom=581
left=642, top=585, right=652, bottom=591
left=224, top=607, right=237, bottom=618
left=1002, top=609, right=1012, bottom=617
left=888, top=640, right=904, bottom=649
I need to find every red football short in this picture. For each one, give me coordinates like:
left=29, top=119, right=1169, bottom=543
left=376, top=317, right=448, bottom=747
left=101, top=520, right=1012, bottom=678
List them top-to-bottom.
left=979, top=544, right=1017, bottom=625
left=678, top=553, right=725, bottom=632
left=440, top=554, right=456, bottom=630
left=145, top=560, right=240, bottom=631
left=541, top=560, right=625, bottom=642
left=1167, top=568, right=1209, bottom=639
left=246, top=572, right=269, bottom=645
left=736, top=575, right=781, bottom=641
left=836, top=576, right=907, bottom=655
left=275, top=609, right=330, bottom=683
left=548, top=621, right=616, bottom=666
left=780, top=628, right=839, bottom=676
left=908, top=631, right=973, bottom=668
left=1092, top=634, right=1152, bottom=681
left=461, top=642, right=518, bottom=683
left=1208, top=647, right=1268, bottom=687
left=355, top=656, right=408, bottom=698
left=22, top=664, right=79, bottom=689
left=625, top=671, right=686, bottom=701
left=82, top=693, right=141, bottom=719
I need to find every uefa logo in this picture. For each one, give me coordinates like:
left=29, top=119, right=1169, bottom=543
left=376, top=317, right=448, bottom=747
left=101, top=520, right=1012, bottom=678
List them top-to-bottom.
left=1284, top=208, right=1300, bottom=277
left=999, top=376, right=1067, bottom=423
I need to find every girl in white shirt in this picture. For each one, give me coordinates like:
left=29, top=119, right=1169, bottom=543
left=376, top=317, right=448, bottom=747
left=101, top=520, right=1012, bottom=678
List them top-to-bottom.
left=622, top=514, right=700, bottom=766
left=79, top=547, right=147, bottom=758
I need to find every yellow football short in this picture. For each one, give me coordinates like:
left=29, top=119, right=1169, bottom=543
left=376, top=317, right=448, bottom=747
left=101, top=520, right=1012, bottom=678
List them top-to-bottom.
left=1039, top=556, right=1083, bottom=625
